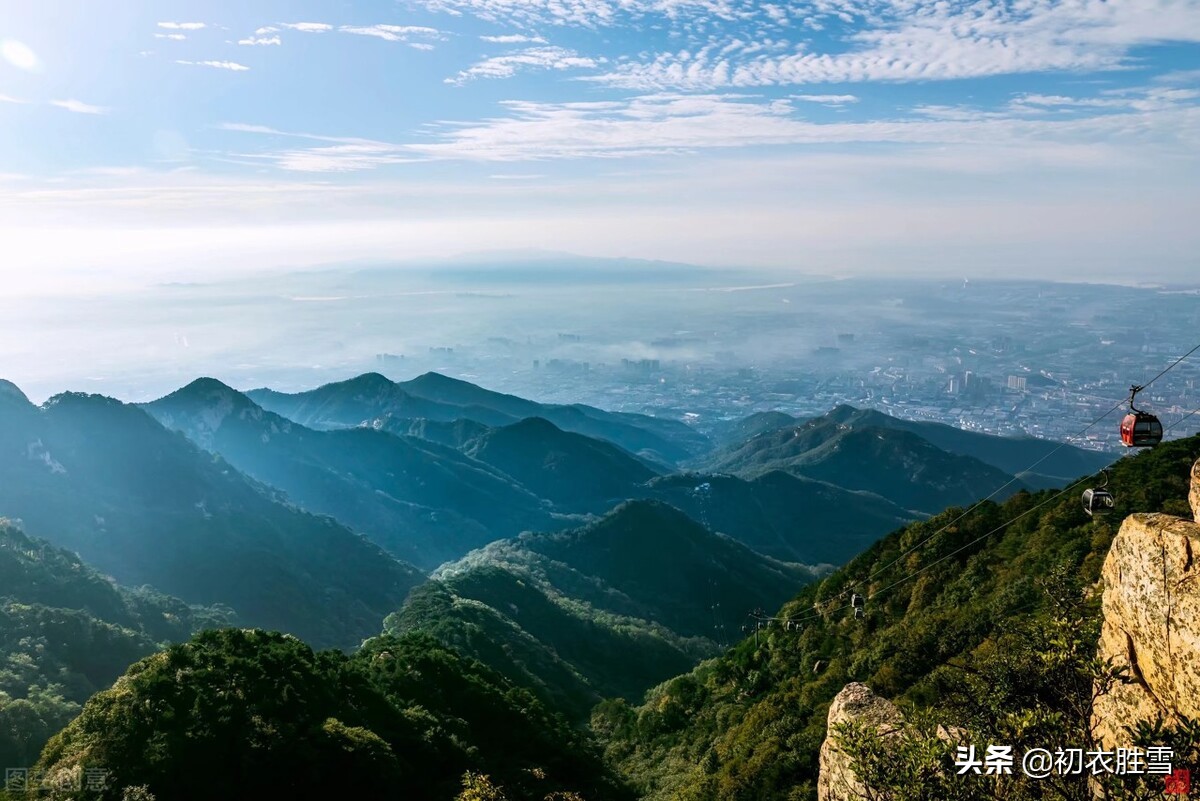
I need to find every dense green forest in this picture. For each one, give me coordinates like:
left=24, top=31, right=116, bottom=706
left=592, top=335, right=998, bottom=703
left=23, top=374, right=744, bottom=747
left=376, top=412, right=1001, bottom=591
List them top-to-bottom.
left=594, top=436, right=1200, bottom=800
left=29, top=629, right=629, bottom=801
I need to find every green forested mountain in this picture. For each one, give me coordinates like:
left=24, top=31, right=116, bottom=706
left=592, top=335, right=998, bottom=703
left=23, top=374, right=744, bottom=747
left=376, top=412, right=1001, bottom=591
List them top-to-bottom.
left=249, top=372, right=709, bottom=464
left=144, top=378, right=556, bottom=569
left=0, top=387, right=422, bottom=649
left=821, top=404, right=1112, bottom=483
left=711, top=405, right=1111, bottom=484
left=701, top=415, right=1031, bottom=514
left=594, top=435, right=1200, bottom=801
left=389, top=501, right=818, bottom=720
left=0, top=520, right=231, bottom=769
left=34, top=629, right=631, bottom=801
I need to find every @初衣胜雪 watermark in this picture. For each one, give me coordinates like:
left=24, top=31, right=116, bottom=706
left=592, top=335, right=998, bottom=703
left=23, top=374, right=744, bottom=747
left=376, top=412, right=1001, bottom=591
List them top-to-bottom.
left=954, top=745, right=1190, bottom=793
left=5, top=767, right=110, bottom=794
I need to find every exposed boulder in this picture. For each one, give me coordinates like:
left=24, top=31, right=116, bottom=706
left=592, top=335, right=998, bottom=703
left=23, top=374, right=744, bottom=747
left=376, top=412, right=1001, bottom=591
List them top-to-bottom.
left=1092, top=509, right=1200, bottom=748
left=818, top=682, right=904, bottom=801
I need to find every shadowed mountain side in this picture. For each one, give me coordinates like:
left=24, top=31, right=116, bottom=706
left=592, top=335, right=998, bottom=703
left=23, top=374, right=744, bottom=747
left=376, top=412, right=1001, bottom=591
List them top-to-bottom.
left=249, top=371, right=709, bottom=464
left=144, top=378, right=556, bottom=568
left=0, top=385, right=422, bottom=650
left=460, top=417, right=662, bottom=513
left=702, top=418, right=1029, bottom=515
left=640, top=471, right=915, bottom=565
left=389, top=501, right=818, bottom=719
left=488, top=501, right=819, bottom=638
left=0, top=520, right=233, bottom=767
left=388, top=573, right=708, bottom=720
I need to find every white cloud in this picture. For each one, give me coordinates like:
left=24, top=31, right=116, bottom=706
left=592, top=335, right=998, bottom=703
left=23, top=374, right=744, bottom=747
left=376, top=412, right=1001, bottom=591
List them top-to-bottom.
left=564, top=0, right=1200, bottom=89
left=157, top=22, right=206, bottom=30
left=280, top=22, right=333, bottom=33
left=339, top=24, right=442, bottom=42
left=255, top=26, right=280, bottom=35
left=154, top=33, right=187, bottom=41
left=480, top=34, right=548, bottom=43
left=239, top=35, right=282, bottom=46
left=1, top=40, right=40, bottom=72
left=447, top=46, right=601, bottom=84
left=176, top=60, right=251, bottom=72
left=216, top=85, right=1200, bottom=171
left=405, top=90, right=1200, bottom=161
left=0, top=93, right=29, bottom=104
left=793, top=94, right=859, bottom=105
left=49, top=99, right=108, bottom=115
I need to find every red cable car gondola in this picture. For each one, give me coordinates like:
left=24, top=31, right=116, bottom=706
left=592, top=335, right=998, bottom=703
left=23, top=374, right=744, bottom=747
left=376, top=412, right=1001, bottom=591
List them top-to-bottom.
left=1119, top=385, right=1163, bottom=447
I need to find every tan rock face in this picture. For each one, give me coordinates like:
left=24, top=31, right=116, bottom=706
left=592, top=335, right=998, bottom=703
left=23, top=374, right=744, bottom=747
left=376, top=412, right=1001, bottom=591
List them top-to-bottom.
left=1190, top=458, right=1200, bottom=524
left=1093, top=512, right=1200, bottom=749
left=818, top=682, right=904, bottom=801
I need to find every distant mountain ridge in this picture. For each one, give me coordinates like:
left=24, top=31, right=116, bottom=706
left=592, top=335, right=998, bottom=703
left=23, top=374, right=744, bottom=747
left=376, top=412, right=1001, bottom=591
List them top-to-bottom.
left=249, top=371, right=710, bottom=464
left=144, top=378, right=557, bottom=569
left=0, top=386, right=422, bottom=649
left=700, top=411, right=1035, bottom=514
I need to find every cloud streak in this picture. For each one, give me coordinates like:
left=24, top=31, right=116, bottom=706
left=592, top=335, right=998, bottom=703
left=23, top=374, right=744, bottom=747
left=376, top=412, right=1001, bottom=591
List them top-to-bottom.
left=447, top=46, right=601, bottom=84
left=176, top=60, right=251, bottom=71
left=49, top=99, right=108, bottom=115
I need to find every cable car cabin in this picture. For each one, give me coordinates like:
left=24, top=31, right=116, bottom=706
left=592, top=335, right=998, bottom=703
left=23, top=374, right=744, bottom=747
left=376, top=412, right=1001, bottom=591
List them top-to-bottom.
left=1120, top=411, right=1163, bottom=447
left=1081, top=487, right=1115, bottom=517
left=850, top=593, right=865, bottom=619
left=854, top=607, right=864, bottom=620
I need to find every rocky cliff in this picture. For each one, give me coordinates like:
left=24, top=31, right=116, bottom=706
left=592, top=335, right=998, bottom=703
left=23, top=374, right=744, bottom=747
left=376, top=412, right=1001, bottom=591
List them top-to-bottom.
left=1091, top=458, right=1200, bottom=748
left=817, top=682, right=904, bottom=801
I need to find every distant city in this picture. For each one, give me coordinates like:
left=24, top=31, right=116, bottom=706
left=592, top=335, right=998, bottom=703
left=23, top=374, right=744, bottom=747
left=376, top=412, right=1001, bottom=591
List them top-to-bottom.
left=5, top=273, right=1198, bottom=453
left=352, top=278, right=1200, bottom=454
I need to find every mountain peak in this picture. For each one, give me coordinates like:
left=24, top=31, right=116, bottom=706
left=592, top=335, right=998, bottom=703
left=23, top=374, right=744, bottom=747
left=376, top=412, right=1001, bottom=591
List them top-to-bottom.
left=153, top=377, right=256, bottom=413
left=0, top=379, right=31, bottom=407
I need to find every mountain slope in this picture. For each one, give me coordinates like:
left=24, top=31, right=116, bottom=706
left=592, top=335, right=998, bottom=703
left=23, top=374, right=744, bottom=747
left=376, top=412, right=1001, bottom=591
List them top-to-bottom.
left=250, top=372, right=709, bottom=464
left=144, top=378, right=555, bottom=569
left=0, top=385, right=422, bottom=649
left=702, top=416, right=1029, bottom=514
left=596, top=435, right=1200, bottom=801
left=390, top=502, right=819, bottom=719
left=0, top=520, right=232, bottom=768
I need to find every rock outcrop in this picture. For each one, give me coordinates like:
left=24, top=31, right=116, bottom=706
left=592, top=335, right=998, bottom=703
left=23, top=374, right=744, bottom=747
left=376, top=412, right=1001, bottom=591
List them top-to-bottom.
left=1092, top=498, right=1200, bottom=747
left=818, top=682, right=904, bottom=801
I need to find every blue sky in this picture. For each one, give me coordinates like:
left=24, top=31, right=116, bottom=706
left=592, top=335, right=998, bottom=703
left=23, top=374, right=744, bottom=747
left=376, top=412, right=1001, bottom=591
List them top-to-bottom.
left=2, top=0, right=1199, bottom=288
